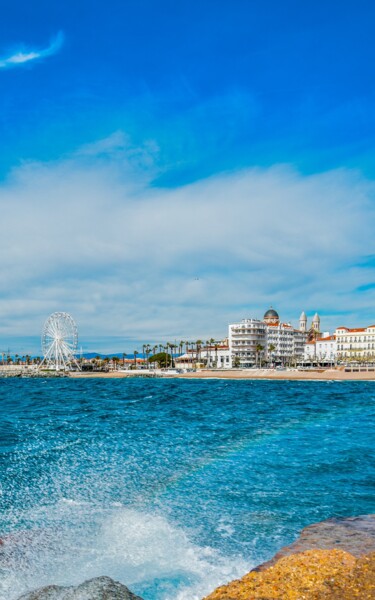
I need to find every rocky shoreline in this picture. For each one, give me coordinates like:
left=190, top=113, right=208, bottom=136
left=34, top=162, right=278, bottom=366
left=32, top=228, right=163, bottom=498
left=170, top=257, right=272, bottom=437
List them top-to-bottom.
left=0, top=369, right=67, bottom=378
left=253, top=513, right=375, bottom=570
left=12, top=514, right=375, bottom=599
left=204, top=514, right=375, bottom=599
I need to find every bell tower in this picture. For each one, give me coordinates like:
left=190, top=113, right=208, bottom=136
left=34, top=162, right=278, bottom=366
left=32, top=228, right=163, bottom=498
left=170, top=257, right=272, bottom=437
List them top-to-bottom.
left=312, top=313, right=320, bottom=333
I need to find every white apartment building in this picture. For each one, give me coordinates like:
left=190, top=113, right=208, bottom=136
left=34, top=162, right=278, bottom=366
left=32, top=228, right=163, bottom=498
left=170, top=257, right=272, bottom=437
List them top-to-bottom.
left=229, top=318, right=267, bottom=367
left=267, top=322, right=307, bottom=361
left=336, top=324, right=375, bottom=361
left=304, top=334, right=337, bottom=363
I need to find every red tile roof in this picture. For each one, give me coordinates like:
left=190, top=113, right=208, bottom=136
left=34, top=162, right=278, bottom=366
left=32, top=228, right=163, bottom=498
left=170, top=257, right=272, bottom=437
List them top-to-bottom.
left=336, top=327, right=365, bottom=333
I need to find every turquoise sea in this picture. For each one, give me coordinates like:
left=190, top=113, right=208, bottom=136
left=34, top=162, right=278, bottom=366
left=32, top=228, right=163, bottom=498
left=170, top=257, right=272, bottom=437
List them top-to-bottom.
left=0, top=378, right=374, bottom=599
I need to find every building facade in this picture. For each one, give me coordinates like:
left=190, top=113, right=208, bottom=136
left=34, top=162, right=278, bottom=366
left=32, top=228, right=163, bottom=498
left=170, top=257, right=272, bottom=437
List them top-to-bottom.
left=229, top=308, right=312, bottom=367
left=229, top=318, right=267, bottom=367
left=267, top=322, right=307, bottom=362
left=336, top=325, right=375, bottom=361
left=304, top=334, right=337, bottom=363
left=176, top=343, right=231, bottom=369
left=203, top=344, right=231, bottom=368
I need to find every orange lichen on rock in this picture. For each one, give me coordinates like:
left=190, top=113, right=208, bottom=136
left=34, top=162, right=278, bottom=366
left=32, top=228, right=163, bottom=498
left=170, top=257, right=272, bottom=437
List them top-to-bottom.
left=203, top=549, right=375, bottom=600
left=328, top=552, right=375, bottom=600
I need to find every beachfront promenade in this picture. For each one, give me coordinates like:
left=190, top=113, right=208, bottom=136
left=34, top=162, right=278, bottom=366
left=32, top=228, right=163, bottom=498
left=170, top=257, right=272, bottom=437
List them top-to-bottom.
left=2, top=363, right=375, bottom=380
left=68, top=367, right=375, bottom=381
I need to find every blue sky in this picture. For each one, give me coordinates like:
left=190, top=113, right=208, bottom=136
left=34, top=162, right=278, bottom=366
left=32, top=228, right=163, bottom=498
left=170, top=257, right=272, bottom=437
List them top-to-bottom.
left=0, top=1, right=375, bottom=353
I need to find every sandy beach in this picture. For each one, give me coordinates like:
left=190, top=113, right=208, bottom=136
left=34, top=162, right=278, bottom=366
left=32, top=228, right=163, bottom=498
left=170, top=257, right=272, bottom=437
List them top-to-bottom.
left=69, top=368, right=375, bottom=381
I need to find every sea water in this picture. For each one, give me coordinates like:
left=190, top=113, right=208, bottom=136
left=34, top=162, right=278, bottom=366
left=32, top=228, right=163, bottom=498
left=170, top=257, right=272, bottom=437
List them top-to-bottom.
left=0, top=378, right=374, bottom=599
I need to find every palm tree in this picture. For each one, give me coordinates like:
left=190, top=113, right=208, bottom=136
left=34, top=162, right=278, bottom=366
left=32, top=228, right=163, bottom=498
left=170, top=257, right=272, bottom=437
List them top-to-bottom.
left=207, top=338, right=216, bottom=368
left=195, top=340, right=203, bottom=367
left=205, top=340, right=210, bottom=367
left=179, top=341, right=184, bottom=356
left=185, top=341, right=190, bottom=367
left=166, top=343, right=171, bottom=367
left=167, top=343, right=175, bottom=368
left=167, top=343, right=173, bottom=368
left=171, top=343, right=177, bottom=367
left=145, top=344, right=151, bottom=369
left=255, top=344, right=264, bottom=367
left=268, top=344, right=276, bottom=366
left=152, top=345, right=158, bottom=369
left=161, top=345, right=167, bottom=368
left=165, top=349, right=171, bottom=368
left=133, top=350, right=139, bottom=369
left=122, top=352, right=127, bottom=366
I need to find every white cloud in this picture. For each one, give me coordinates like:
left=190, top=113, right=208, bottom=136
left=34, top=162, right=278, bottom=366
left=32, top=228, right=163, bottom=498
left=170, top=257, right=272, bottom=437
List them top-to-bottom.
left=0, top=31, right=64, bottom=70
left=0, top=135, right=374, bottom=352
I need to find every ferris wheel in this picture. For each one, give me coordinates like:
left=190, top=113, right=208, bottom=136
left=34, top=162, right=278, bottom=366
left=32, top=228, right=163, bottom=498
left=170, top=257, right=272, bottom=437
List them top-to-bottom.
left=39, top=312, right=80, bottom=371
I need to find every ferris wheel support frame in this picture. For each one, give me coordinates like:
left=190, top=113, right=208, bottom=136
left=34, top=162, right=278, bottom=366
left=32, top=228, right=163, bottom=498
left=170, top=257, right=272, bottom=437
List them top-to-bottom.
left=39, top=312, right=81, bottom=372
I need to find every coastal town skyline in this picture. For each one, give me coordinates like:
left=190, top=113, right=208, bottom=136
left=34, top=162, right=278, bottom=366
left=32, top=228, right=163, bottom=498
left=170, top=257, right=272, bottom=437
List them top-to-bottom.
left=1, top=1, right=375, bottom=352
left=0, top=303, right=372, bottom=359
left=2, top=304, right=374, bottom=371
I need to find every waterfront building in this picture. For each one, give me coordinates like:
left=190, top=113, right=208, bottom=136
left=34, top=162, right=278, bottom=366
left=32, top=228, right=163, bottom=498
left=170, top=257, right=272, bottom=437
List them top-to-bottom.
left=229, top=308, right=311, bottom=367
left=229, top=318, right=267, bottom=367
left=267, top=320, right=307, bottom=363
left=336, top=324, right=375, bottom=361
left=304, top=334, right=337, bottom=363
left=176, top=342, right=230, bottom=369
left=202, top=343, right=230, bottom=368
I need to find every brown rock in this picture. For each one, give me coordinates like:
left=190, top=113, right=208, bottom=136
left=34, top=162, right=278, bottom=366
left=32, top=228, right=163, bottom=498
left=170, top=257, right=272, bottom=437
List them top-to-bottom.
left=254, top=514, right=375, bottom=571
left=204, top=515, right=375, bottom=600
left=203, top=549, right=375, bottom=600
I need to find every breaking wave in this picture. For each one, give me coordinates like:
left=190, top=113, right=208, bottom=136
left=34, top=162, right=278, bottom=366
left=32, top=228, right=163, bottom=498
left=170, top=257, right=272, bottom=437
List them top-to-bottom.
left=0, top=500, right=247, bottom=600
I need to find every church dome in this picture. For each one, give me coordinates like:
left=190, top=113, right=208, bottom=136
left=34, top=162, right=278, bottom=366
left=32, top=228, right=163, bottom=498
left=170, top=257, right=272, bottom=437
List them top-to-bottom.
left=264, top=307, right=279, bottom=321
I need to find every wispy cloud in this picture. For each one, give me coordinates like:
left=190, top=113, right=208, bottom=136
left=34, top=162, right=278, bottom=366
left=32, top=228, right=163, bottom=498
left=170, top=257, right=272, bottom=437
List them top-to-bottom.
left=0, top=31, right=64, bottom=70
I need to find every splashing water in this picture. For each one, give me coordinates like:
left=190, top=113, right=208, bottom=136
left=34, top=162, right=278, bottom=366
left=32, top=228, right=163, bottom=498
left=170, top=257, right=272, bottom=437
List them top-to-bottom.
left=0, top=378, right=374, bottom=599
left=0, top=501, right=247, bottom=599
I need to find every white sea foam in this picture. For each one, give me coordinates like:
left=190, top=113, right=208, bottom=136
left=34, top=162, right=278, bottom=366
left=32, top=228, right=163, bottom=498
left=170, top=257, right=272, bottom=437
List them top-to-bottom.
left=0, top=502, right=248, bottom=600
